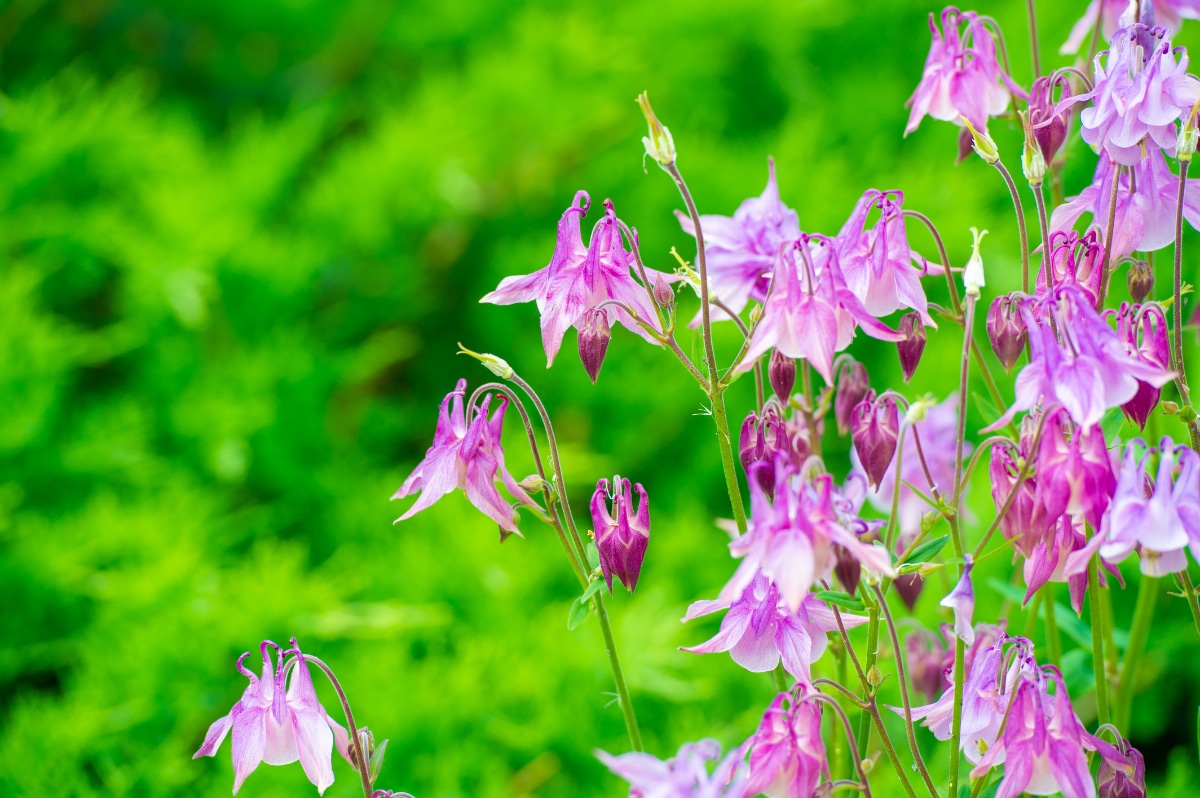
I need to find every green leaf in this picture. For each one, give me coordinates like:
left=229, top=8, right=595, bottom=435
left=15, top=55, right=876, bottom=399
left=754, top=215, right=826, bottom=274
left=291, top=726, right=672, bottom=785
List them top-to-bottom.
left=899, top=534, right=950, bottom=566
left=586, top=541, right=600, bottom=571
left=581, top=578, right=605, bottom=603
left=985, top=578, right=1127, bottom=653
left=815, top=590, right=866, bottom=612
left=567, top=596, right=591, bottom=630
left=369, top=739, right=389, bottom=783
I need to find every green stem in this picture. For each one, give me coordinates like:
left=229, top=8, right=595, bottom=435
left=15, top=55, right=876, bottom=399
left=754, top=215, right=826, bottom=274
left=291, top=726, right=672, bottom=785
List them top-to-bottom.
left=1025, top=0, right=1041, bottom=78
left=992, top=160, right=1030, bottom=294
left=1098, top=161, right=1121, bottom=310
left=1170, top=161, right=1200, bottom=451
left=1089, top=555, right=1111, bottom=726
left=1180, top=568, right=1200, bottom=639
left=1117, top=574, right=1158, bottom=731
left=1042, top=583, right=1062, bottom=668
left=593, top=592, right=643, bottom=751
left=855, top=606, right=881, bottom=759
left=948, top=634, right=966, bottom=796
left=306, top=656, right=375, bottom=798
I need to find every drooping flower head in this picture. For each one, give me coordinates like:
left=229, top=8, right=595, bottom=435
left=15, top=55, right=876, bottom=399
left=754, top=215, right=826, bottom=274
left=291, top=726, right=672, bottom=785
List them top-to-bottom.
left=1062, top=0, right=1200, bottom=55
left=906, top=8, right=1022, bottom=135
left=1028, top=75, right=1074, bottom=163
left=675, top=159, right=801, bottom=321
left=1037, top=230, right=1104, bottom=308
left=987, top=291, right=1031, bottom=371
left=1115, top=302, right=1172, bottom=428
left=834, top=359, right=871, bottom=435
left=392, top=380, right=534, bottom=537
left=851, top=391, right=900, bottom=490
left=740, top=405, right=809, bottom=502
left=1033, top=408, right=1117, bottom=531
left=990, top=413, right=1053, bottom=558
left=591, top=476, right=651, bottom=593
left=940, top=556, right=976, bottom=645
left=905, top=623, right=1003, bottom=704
left=195, top=640, right=351, bottom=795
left=743, top=686, right=829, bottom=798
left=597, top=738, right=750, bottom=798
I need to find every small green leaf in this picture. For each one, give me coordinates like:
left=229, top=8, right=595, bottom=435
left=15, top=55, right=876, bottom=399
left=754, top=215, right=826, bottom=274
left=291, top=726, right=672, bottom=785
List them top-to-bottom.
left=900, top=534, right=950, bottom=566
left=586, top=541, right=600, bottom=571
left=581, top=578, right=605, bottom=603
left=815, top=590, right=866, bottom=612
left=567, top=596, right=591, bottom=630
left=369, top=739, right=389, bottom=783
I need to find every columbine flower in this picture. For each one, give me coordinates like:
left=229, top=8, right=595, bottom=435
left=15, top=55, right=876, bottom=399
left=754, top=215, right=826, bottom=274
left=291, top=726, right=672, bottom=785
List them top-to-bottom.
left=1062, top=0, right=1200, bottom=55
left=906, top=8, right=1021, bottom=135
left=1073, top=24, right=1200, bottom=165
left=1028, top=75, right=1073, bottom=163
left=675, top=159, right=801, bottom=321
left=835, top=189, right=935, bottom=324
left=481, top=193, right=673, bottom=369
left=1037, top=230, right=1104, bottom=308
left=735, top=238, right=904, bottom=383
left=987, top=291, right=1030, bottom=371
left=1116, top=303, right=1172, bottom=429
left=896, top=312, right=927, bottom=382
left=834, top=359, right=871, bottom=435
left=392, top=380, right=533, bottom=537
left=851, top=391, right=900, bottom=490
left=740, top=406, right=807, bottom=501
left=1033, top=409, right=1117, bottom=531
left=990, top=415, right=1053, bottom=558
left=591, top=476, right=651, bottom=593
left=1024, top=515, right=1101, bottom=614
left=941, top=556, right=975, bottom=645
left=682, top=573, right=867, bottom=681
left=195, top=641, right=351, bottom=795
left=743, top=686, right=829, bottom=798
left=1099, top=735, right=1146, bottom=798
left=596, top=738, right=749, bottom=798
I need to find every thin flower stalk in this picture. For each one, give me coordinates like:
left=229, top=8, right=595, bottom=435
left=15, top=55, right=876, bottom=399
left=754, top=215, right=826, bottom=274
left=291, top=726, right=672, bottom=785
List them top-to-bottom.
left=1173, top=162, right=1200, bottom=451
left=1117, top=575, right=1158, bottom=731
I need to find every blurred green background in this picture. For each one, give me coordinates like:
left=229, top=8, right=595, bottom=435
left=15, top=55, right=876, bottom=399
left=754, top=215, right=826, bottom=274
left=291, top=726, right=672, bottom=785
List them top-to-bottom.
left=3, top=0, right=1200, bottom=795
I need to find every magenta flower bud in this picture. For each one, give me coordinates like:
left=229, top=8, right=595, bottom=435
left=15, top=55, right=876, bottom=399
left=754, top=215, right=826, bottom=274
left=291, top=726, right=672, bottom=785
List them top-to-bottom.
left=1027, top=75, right=1071, bottom=163
left=1127, top=259, right=1154, bottom=304
left=652, top=273, right=675, bottom=309
left=986, top=292, right=1029, bottom=371
left=1118, top=303, right=1172, bottom=429
left=577, top=308, right=611, bottom=384
left=896, top=312, right=926, bottom=382
left=768, top=349, right=796, bottom=402
left=834, top=360, right=870, bottom=435
left=851, top=392, right=899, bottom=490
left=739, top=408, right=792, bottom=501
left=590, top=477, right=650, bottom=593
left=834, top=545, right=862, bottom=595
left=895, top=573, right=925, bottom=611
left=905, top=629, right=949, bottom=703
left=1099, top=740, right=1146, bottom=798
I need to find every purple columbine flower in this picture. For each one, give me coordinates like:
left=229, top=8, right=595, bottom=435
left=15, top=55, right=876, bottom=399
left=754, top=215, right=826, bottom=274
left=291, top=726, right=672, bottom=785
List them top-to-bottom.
left=1062, top=0, right=1200, bottom=54
left=906, top=8, right=1022, bottom=136
left=1071, top=24, right=1200, bottom=165
left=1028, top=75, right=1073, bottom=163
left=675, top=158, right=801, bottom=322
left=835, top=189, right=936, bottom=325
left=481, top=193, right=673, bottom=370
left=1037, top=230, right=1104, bottom=309
left=735, top=238, right=904, bottom=383
left=987, top=292, right=1030, bottom=372
left=1116, top=302, right=1172, bottom=429
left=896, top=312, right=927, bottom=382
left=834, top=359, right=871, bottom=435
left=392, top=380, right=533, bottom=537
left=851, top=391, right=900, bottom=491
left=740, top=406, right=808, bottom=502
left=1033, top=409, right=1117, bottom=531
left=990, top=416, right=1053, bottom=558
left=591, top=476, right=651, bottom=593
left=1023, top=515, right=1105, bottom=614
left=940, top=556, right=976, bottom=645
left=682, top=572, right=868, bottom=681
left=195, top=641, right=351, bottom=795
left=743, top=686, right=829, bottom=798
left=1099, top=735, right=1146, bottom=798
left=597, top=738, right=750, bottom=798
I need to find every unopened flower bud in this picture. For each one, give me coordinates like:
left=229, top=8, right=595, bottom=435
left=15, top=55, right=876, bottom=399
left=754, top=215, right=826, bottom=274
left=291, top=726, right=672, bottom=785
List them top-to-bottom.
left=1027, top=76, right=1071, bottom=163
left=636, top=91, right=676, bottom=167
left=1179, top=99, right=1200, bottom=163
left=961, top=117, right=999, bottom=165
left=1022, top=130, right=1047, bottom=187
left=963, top=227, right=987, bottom=297
left=1127, top=259, right=1154, bottom=303
left=652, top=274, right=675, bottom=309
left=986, top=292, right=1029, bottom=371
left=578, top=309, right=611, bottom=384
left=896, top=312, right=926, bottom=382
left=457, top=344, right=514, bottom=379
left=769, top=349, right=796, bottom=402
left=835, top=360, right=871, bottom=435
left=851, top=392, right=899, bottom=490
left=1163, top=400, right=1181, bottom=414
left=739, top=408, right=791, bottom=500
left=517, top=474, right=547, bottom=494
left=590, top=477, right=651, bottom=593
left=834, top=545, right=862, bottom=595
left=895, top=573, right=925, bottom=611
left=866, top=665, right=883, bottom=687
left=1098, top=739, right=1145, bottom=798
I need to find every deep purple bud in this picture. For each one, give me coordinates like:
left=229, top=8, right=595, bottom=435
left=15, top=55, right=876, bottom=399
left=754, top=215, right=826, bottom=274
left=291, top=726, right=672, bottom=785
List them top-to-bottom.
left=1027, top=76, right=1071, bottom=163
left=1127, top=260, right=1154, bottom=304
left=652, top=273, right=675, bottom=309
left=986, top=292, right=1029, bottom=371
left=1118, top=303, right=1173, bottom=429
left=578, top=309, right=611, bottom=384
left=896, top=312, right=926, bottom=382
left=768, top=349, right=797, bottom=402
left=834, top=360, right=871, bottom=435
left=851, top=392, right=899, bottom=490
left=739, top=408, right=791, bottom=500
left=590, top=477, right=650, bottom=593
left=834, top=545, right=862, bottom=594
left=895, top=573, right=925, bottom=611
left=905, top=630, right=948, bottom=702
left=1099, top=741, right=1146, bottom=798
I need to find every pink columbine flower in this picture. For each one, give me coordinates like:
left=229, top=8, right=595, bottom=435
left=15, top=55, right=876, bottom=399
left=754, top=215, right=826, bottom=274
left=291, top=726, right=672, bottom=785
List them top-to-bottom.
left=1062, top=0, right=1200, bottom=55
left=906, top=8, right=1021, bottom=135
left=1072, top=24, right=1200, bottom=165
left=1028, top=75, right=1074, bottom=163
left=1051, top=148, right=1200, bottom=261
left=675, top=158, right=801, bottom=322
left=835, top=189, right=935, bottom=325
left=481, top=192, right=673, bottom=370
left=1036, top=230, right=1104, bottom=309
left=736, top=237, right=903, bottom=383
left=987, top=292, right=1030, bottom=371
left=1116, top=303, right=1172, bottom=429
left=834, top=360, right=871, bottom=435
left=392, top=380, right=533, bottom=537
left=851, top=391, right=900, bottom=490
left=740, top=406, right=808, bottom=502
left=1033, top=409, right=1117, bottom=531
left=991, top=417, right=1051, bottom=558
left=591, top=476, right=651, bottom=593
left=1023, top=515, right=1104, bottom=614
left=941, top=556, right=976, bottom=645
left=682, top=572, right=867, bottom=681
left=905, top=623, right=1003, bottom=704
left=195, top=641, right=351, bottom=795
left=744, top=686, right=829, bottom=798
left=1099, top=735, right=1146, bottom=798
left=596, top=738, right=749, bottom=798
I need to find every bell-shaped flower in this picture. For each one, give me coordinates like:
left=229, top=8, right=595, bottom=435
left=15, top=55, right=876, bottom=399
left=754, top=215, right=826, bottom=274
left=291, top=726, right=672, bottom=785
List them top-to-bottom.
left=1062, top=0, right=1200, bottom=54
left=906, top=8, right=1021, bottom=135
left=1071, top=24, right=1200, bottom=165
left=1028, top=75, right=1074, bottom=162
left=675, top=158, right=801, bottom=321
left=835, top=189, right=935, bottom=325
left=481, top=193, right=673, bottom=369
left=1036, top=230, right=1104, bottom=308
left=736, top=238, right=904, bottom=383
left=987, top=292, right=1030, bottom=371
left=1116, top=303, right=1172, bottom=429
left=896, top=312, right=927, bottom=381
left=834, top=359, right=871, bottom=435
left=392, top=381, right=533, bottom=536
left=851, top=391, right=900, bottom=490
left=740, top=406, right=809, bottom=502
left=1034, top=409, right=1116, bottom=530
left=990, top=416, right=1054, bottom=558
left=591, top=476, right=651, bottom=593
left=1023, top=515, right=1104, bottom=614
left=941, top=556, right=976, bottom=645
left=682, top=572, right=867, bottom=681
left=195, top=641, right=352, bottom=795
left=743, top=686, right=829, bottom=798
left=1099, top=735, right=1146, bottom=798
left=597, top=738, right=749, bottom=798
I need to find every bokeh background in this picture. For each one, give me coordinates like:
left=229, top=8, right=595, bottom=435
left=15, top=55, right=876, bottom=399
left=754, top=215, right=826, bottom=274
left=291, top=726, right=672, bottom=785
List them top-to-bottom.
left=3, top=0, right=1200, bottom=795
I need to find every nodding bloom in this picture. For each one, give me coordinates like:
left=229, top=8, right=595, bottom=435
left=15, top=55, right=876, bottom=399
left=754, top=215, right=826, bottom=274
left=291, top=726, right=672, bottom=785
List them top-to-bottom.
left=1062, top=0, right=1200, bottom=54
left=906, top=8, right=1022, bottom=135
left=1072, top=24, right=1200, bottom=165
left=1027, top=75, right=1073, bottom=163
left=1051, top=148, right=1200, bottom=262
left=675, top=159, right=801, bottom=321
left=835, top=189, right=935, bottom=325
left=481, top=193, right=674, bottom=370
left=1037, top=230, right=1104, bottom=308
left=737, top=238, right=904, bottom=383
left=992, top=285, right=1174, bottom=431
left=987, top=292, right=1030, bottom=372
left=1116, top=303, right=1172, bottom=429
left=896, top=312, right=927, bottom=382
left=769, top=349, right=797, bottom=402
left=834, top=360, right=871, bottom=435
left=392, top=380, right=533, bottom=537
left=850, top=391, right=900, bottom=490
left=740, top=405, right=808, bottom=502
left=1033, top=409, right=1117, bottom=531
left=991, top=415, right=1053, bottom=558
left=1068, top=437, right=1200, bottom=577
left=720, top=465, right=893, bottom=614
left=591, top=477, right=651, bottom=593
left=1024, top=515, right=1107, bottom=614
left=941, top=556, right=976, bottom=645
left=682, top=573, right=868, bottom=681
left=903, top=622, right=1003, bottom=706
left=195, top=641, right=351, bottom=795
left=970, top=669, right=1113, bottom=798
left=743, top=686, right=829, bottom=798
left=1099, top=734, right=1146, bottom=798
left=596, top=738, right=749, bottom=798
